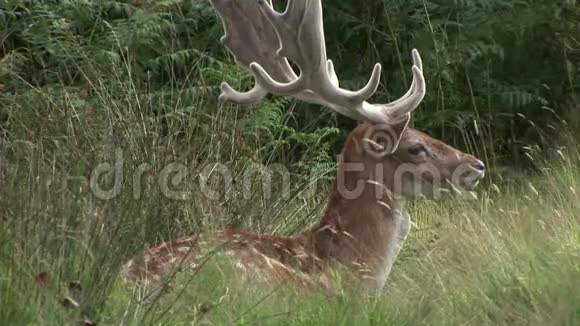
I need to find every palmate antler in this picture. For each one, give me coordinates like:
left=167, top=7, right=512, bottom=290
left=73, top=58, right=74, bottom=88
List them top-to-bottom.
left=209, top=0, right=425, bottom=124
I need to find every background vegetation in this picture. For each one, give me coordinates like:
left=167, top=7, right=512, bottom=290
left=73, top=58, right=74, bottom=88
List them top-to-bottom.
left=0, top=0, right=579, bottom=325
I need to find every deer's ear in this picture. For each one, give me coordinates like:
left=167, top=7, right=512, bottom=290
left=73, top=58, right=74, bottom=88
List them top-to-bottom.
left=387, top=113, right=411, bottom=153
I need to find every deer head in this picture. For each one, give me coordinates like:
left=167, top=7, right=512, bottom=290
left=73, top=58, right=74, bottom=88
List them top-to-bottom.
left=336, top=123, right=485, bottom=202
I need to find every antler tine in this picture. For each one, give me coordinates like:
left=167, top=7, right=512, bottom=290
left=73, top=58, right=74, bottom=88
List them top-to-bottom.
left=384, top=49, right=423, bottom=109
left=381, top=50, right=426, bottom=116
left=359, top=51, right=425, bottom=123
left=326, top=60, right=339, bottom=88
left=219, top=81, right=268, bottom=105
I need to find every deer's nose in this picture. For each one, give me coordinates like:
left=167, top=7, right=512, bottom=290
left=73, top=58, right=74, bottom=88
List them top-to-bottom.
left=471, top=160, right=485, bottom=172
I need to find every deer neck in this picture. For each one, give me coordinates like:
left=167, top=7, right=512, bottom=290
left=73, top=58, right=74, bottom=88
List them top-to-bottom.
left=304, top=135, right=411, bottom=287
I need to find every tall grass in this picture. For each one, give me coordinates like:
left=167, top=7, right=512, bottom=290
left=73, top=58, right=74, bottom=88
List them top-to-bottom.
left=0, top=59, right=579, bottom=325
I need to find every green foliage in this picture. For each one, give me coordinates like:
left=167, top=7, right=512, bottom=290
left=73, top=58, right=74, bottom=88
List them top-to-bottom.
left=0, top=0, right=341, bottom=176
left=1, top=0, right=579, bottom=171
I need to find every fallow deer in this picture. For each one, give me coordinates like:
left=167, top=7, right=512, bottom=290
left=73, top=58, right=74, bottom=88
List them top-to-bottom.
left=120, top=0, right=485, bottom=293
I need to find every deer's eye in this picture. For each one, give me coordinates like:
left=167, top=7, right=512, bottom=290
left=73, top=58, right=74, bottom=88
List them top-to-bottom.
left=408, top=144, right=427, bottom=156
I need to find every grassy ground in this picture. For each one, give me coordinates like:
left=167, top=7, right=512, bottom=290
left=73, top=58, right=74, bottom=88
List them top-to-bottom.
left=0, top=76, right=579, bottom=325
